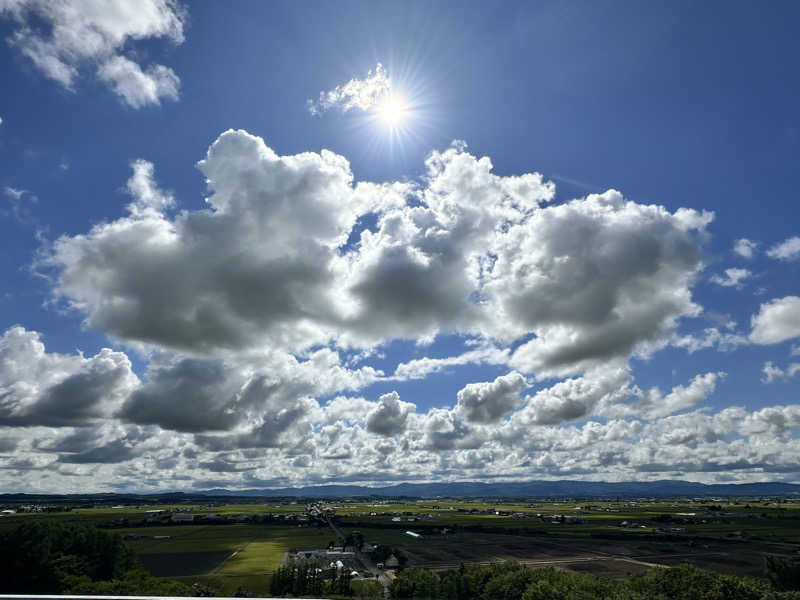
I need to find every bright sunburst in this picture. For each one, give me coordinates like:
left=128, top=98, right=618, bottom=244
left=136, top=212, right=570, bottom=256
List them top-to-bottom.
left=309, top=60, right=442, bottom=161
left=375, top=93, right=409, bottom=129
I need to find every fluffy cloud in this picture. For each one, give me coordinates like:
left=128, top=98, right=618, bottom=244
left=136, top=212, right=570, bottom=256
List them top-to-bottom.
left=1, top=0, right=184, bottom=107
left=97, top=56, right=180, bottom=109
left=308, top=63, right=391, bottom=115
left=47, top=130, right=362, bottom=353
left=13, top=132, right=786, bottom=491
left=46, top=132, right=713, bottom=383
left=125, top=159, right=175, bottom=215
left=499, top=193, right=710, bottom=376
left=767, top=236, right=800, bottom=261
left=733, top=238, right=757, bottom=259
left=710, top=267, right=751, bottom=288
left=750, top=296, right=800, bottom=345
left=0, top=327, right=138, bottom=427
left=121, top=346, right=381, bottom=435
left=762, top=361, right=800, bottom=383
left=514, top=364, right=633, bottom=425
left=617, top=371, right=725, bottom=420
left=456, top=372, right=527, bottom=424
left=366, top=392, right=415, bottom=436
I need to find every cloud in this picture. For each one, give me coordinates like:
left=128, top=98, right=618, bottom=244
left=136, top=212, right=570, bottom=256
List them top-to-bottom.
left=1, top=0, right=185, bottom=107
left=97, top=56, right=180, bottom=109
left=308, top=63, right=391, bottom=115
left=46, top=130, right=362, bottom=353
left=45, top=131, right=713, bottom=384
left=13, top=132, right=786, bottom=490
left=125, top=159, right=175, bottom=215
left=2, top=185, right=38, bottom=227
left=499, top=192, right=710, bottom=376
left=767, top=236, right=800, bottom=261
left=733, top=238, right=757, bottom=259
left=710, top=267, right=751, bottom=288
left=750, top=296, right=800, bottom=345
left=0, top=326, right=138, bottom=427
left=671, top=327, right=747, bottom=353
left=392, top=346, right=509, bottom=381
left=121, top=347, right=380, bottom=434
left=119, top=357, right=246, bottom=433
left=762, top=361, right=800, bottom=383
left=514, top=365, right=633, bottom=425
left=624, top=371, right=725, bottom=420
left=455, top=372, right=527, bottom=424
left=366, top=391, right=415, bottom=436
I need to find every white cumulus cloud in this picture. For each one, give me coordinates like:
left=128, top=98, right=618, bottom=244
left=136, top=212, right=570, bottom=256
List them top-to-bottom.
left=1, top=0, right=185, bottom=107
left=767, top=236, right=800, bottom=261
left=733, top=238, right=757, bottom=259
left=750, top=296, right=800, bottom=345
left=456, top=372, right=527, bottom=424
left=366, top=391, right=415, bottom=436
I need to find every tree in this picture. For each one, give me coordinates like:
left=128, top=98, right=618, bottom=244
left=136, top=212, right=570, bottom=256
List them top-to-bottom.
left=0, top=520, right=136, bottom=593
left=766, top=555, right=800, bottom=592
left=390, top=567, right=439, bottom=600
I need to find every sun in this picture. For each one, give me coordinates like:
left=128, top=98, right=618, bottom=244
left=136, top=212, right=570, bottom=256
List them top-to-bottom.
left=375, top=93, right=409, bottom=128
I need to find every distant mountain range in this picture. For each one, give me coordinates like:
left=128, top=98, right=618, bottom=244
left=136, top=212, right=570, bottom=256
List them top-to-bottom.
left=196, top=479, right=800, bottom=499
left=3, top=480, right=800, bottom=503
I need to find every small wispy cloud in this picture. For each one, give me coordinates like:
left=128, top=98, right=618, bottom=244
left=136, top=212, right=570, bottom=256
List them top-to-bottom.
left=308, top=63, right=391, bottom=115
left=3, top=186, right=47, bottom=240
left=767, top=236, right=800, bottom=261
left=710, top=267, right=751, bottom=288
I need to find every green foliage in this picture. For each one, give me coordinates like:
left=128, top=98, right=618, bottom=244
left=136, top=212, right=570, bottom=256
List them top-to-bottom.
left=0, top=520, right=136, bottom=592
left=766, top=555, right=800, bottom=591
left=390, top=561, right=785, bottom=600
left=629, top=564, right=771, bottom=600
left=390, top=567, right=440, bottom=599
left=61, top=570, right=194, bottom=595
left=352, top=578, right=383, bottom=599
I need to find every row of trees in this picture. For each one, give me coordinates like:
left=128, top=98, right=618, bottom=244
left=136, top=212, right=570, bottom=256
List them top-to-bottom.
left=269, top=561, right=353, bottom=597
left=389, top=561, right=800, bottom=600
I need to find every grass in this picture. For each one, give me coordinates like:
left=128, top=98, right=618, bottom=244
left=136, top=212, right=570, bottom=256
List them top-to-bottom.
left=217, top=529, right=333, bottom=575
left=217, top=541, right=283, bottom=575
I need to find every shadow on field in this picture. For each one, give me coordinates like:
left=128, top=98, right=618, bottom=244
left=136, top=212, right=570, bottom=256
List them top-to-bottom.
left=138, top=551, right=231, bottom=577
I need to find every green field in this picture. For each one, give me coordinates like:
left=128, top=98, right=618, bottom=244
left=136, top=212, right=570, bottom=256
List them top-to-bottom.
left=3, top=496, right=800, bottom=595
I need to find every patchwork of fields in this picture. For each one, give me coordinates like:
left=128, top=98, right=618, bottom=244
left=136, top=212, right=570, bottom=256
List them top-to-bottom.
left=3, top=497, right=800, bottom=595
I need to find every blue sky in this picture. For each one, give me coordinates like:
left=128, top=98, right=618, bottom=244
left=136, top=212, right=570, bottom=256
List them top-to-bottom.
left=1, top=0, right=799, bottom=492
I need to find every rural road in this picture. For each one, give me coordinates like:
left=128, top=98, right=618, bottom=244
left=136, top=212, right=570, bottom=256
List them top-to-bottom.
left=325, top=515, right=390, bottom=599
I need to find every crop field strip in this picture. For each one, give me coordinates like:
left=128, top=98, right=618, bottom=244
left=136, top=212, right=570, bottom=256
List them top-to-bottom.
left=4, top=497, right=800, bottom=589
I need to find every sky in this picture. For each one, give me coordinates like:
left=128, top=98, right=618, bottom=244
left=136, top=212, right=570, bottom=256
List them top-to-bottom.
left=0, top=0, right=799, bottom=493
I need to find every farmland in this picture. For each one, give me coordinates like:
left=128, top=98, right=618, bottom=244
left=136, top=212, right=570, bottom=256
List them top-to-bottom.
left=2, top=495, right=800, bottom=595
